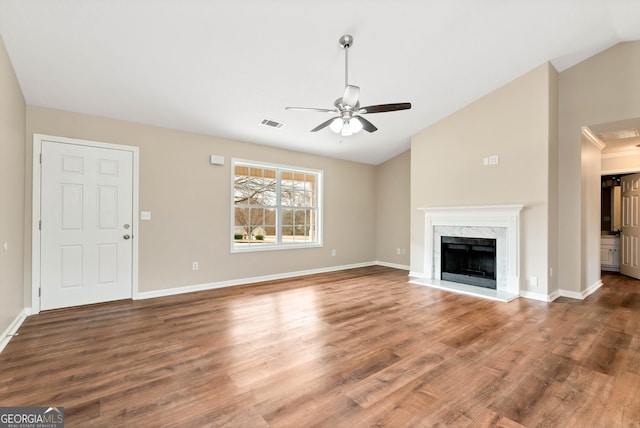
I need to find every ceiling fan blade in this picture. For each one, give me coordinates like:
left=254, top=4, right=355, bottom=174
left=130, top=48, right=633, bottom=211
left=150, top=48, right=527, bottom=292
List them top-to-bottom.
left=342, top=85, right=360, bottom=108
left=359, top=102, right=412, bottom=114
left=285, top=106, right=336, bottom=113
left=353, top=116, right=377, bottom=133
left=311, top=117, right=340, bottom=132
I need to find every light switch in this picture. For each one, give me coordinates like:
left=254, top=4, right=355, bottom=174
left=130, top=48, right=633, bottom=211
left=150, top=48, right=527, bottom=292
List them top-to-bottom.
left=141, top=211, right=151, bottom=220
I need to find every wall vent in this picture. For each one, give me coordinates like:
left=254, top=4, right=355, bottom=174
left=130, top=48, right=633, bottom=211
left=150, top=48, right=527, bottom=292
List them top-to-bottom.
left=260, top=118, right=285, bottom=129
left=598, top=128, right=640, bottom=141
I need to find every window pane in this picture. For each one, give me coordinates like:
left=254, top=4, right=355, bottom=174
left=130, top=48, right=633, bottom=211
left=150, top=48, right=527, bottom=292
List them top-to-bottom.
left=234, top=166, right=277, bottom=207
left=260, top=173, right=277, bottom=206
left=281, top=176, right=294, bottom=205
left=263, top=187, right=277, bottom=205
left=234, top=207, right=250, bottom=241
left=253, top=207, right=265, bottom=225
left=263, top=208, right=277, bottom=244
left=282, top=208, right=294, bottom=226
left=293, top=209, right=309, bottom=241
left=294, top=209, right=306, bottom=225
left=306, top=209, right=316, bottom=242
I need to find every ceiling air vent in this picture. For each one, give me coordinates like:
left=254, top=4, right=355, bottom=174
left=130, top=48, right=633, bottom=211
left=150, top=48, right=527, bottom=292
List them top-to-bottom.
left=260, top=118, right=285, bottom=129
left=598, top=128, right=640, bottom=141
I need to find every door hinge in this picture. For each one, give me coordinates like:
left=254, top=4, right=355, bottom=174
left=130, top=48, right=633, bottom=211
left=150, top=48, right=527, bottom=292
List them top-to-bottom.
left=39, top=153, right=42, bottom=164
left=39, top=220, right=41, bottom=231
left=39, top=288, right=41, bottom=297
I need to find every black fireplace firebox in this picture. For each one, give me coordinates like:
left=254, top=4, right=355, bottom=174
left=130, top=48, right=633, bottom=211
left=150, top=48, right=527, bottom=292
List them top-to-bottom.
left=441, top=236, right=497, bottom=289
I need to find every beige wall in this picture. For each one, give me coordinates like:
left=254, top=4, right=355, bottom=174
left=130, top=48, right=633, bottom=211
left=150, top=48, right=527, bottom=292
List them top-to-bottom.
left=0, top=34, right=26, bottom=332
left=559, top=41, right=640, bottom=292
left=410, top=63, right=555, bottom=296
left=547, top=64, right=560, bottom=294
left=25, top=106, right=377, bottom=300
left=581, top=134, right=603, bottom=291
left=375, top=150, right=410, bottom=266
left=602, top=153, right=640, bottom=174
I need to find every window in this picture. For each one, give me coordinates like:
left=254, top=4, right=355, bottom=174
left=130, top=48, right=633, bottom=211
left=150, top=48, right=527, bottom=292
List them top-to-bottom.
left=232, top=159, right=322, bottom=251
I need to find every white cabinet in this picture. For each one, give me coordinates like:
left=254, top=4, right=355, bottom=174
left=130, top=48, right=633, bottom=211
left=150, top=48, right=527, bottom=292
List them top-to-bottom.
left=601, top=235, right=620, bottom=272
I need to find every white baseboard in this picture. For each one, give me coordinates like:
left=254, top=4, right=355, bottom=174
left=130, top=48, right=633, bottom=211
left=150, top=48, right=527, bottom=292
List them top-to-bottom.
left=375, top=261, right=410, bottom=271
left=136, top=262, right=379, bottom=300
left=408, top=271, right=428, bottom=279
left=522, top=278, right=604, bottom=302
left=585, top=278, right=604, bottom=298
left=559, top=279, right=603, bottom=300
left=558, top=289, right=584, bottom=299
left=519, top=290, right=556, bottom=302
left=547, top=290, right=561, bottom=302
left=0, top=308, right=30, bottom=354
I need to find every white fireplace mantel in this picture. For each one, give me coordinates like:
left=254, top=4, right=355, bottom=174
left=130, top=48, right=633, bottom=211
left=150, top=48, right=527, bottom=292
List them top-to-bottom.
left=418, top=204, right=524, bottom=296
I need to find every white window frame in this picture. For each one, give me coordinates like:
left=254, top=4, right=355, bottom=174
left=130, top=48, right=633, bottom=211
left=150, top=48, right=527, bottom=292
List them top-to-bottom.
left=231, top=158, right=323, bottom=253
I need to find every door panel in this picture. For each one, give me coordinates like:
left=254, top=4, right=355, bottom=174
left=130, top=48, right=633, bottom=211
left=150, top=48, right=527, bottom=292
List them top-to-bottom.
left=41, top=141, right=133, bottom=310
left=620, top=173, right=640, bottom=279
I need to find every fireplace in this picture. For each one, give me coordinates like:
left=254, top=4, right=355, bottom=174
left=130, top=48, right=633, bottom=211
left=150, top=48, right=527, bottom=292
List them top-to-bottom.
left=412, top=205, right=524, bottom=300
left=441, top=236, right=497, bottom=289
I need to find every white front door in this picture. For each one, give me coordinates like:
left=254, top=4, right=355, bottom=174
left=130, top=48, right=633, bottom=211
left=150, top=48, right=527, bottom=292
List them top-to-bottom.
left=40, top=140, right=134, bottom=310
left=620, top=173, right=640, bottom=280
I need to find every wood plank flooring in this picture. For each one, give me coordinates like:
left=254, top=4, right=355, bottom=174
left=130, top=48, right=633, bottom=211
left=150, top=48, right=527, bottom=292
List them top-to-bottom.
left=2, top=267, right=640, bottom=427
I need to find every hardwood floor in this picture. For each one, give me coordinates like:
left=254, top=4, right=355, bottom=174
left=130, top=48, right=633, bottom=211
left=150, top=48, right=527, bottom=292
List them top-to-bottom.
left=2, top=267, right=640, bottom=427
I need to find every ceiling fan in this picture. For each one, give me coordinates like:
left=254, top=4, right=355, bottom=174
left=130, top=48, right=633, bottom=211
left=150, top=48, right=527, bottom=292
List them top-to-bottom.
left=285, top=34, right=411, bottom=137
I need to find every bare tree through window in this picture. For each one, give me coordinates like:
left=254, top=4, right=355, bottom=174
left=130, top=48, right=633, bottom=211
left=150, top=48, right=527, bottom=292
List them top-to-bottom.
left=233, top=161, right=321, bottom=249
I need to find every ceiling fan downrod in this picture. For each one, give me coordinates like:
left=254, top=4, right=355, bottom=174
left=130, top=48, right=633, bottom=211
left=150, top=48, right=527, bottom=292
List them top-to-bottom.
left=339, top=34, right=353, bottom=89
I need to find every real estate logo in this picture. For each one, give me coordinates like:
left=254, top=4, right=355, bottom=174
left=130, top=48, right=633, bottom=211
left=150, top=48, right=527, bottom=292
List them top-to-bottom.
left=0, top=407, right=64, bottom=428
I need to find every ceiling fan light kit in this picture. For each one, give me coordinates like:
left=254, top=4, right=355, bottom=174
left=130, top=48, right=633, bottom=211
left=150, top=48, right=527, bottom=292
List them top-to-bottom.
left=286, top=35, right=411, bottom=137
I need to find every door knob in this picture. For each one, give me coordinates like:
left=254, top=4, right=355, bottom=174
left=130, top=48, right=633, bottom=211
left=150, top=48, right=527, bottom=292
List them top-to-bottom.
left=123, top=234, right=131, bottom=240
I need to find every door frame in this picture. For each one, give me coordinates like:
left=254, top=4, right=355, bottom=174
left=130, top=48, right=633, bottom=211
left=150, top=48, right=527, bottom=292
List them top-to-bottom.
left=32, top=134, right=140, bottom=314
left=601, top=166, right=640, bottom=278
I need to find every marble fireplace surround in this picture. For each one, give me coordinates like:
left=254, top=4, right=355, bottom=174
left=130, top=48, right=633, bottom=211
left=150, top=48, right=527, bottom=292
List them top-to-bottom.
left=413, top=205, right=524, bottom=301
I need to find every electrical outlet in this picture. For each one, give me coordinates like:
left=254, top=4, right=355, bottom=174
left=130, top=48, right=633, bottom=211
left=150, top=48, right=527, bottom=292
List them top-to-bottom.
left=396, top=248, right=401, bottom=255
left=331, top=249, right=336, bottom=256
left=192, top=261, right=199, bottom=271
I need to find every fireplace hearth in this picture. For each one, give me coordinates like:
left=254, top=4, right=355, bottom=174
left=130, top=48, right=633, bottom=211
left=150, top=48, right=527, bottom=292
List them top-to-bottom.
left=441, top=236, right=497, bottom=289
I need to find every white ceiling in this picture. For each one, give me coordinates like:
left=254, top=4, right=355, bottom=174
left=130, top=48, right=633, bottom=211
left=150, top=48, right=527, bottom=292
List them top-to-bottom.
left=2, top=0, right=640, bottom=165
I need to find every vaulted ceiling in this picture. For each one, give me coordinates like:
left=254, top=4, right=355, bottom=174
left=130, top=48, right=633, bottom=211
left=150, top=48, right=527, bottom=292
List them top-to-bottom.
left=1, top=0, right=639, bottom=164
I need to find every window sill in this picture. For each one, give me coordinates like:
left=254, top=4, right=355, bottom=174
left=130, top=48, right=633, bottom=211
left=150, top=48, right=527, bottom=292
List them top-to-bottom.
left=231, top=242, right=323, bottom=253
